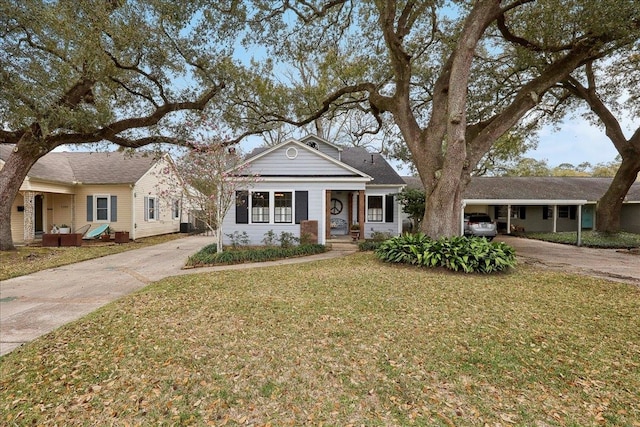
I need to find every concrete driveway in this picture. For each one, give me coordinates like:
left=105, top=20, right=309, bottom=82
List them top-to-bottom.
left=0, top=235, right=355, bottom=356
left=498, top=235, right=640, bottom=285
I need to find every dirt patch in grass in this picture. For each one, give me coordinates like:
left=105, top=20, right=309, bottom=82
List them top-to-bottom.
left=1, top=253, right=639, bottom=425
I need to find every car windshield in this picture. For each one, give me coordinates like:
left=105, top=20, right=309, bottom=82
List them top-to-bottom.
left=468, top=215, right=491, bottom=222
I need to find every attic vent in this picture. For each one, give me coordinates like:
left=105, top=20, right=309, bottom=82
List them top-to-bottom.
left=286, top=147, right=298, bottom=159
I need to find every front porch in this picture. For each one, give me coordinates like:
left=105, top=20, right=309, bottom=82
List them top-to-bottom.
left=326, top=189, right=365, bottom=240
left=12, top=190, right=76, bottom=244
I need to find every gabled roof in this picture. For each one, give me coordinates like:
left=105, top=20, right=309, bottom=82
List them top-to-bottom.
left=244, top=139, right=405, bottom=185
left=0, top=145, right=159, bottom=185
left=402, top=175, right=640, bottom=202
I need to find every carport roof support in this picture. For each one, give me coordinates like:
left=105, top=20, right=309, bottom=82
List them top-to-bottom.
left=462, top=199, right=588, bottom=246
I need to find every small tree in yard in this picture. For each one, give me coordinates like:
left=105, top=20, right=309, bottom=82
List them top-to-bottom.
left=156, top=122, right=259, bottom=254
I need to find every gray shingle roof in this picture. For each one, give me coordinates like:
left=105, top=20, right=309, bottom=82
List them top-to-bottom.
left=246, top=143, right=405, bottom=185
left=0, top=145, right=158, bottom=185
left=340, top=147, right=405, bottom=185
left=401, top=175, right=640, bottom=202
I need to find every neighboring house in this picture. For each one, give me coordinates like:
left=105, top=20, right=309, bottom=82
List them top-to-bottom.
left=221, top=135, right=406, bottom=245
left=0, top=146, right=186, bottom=244
left=403, top=176, right=640, bottom=234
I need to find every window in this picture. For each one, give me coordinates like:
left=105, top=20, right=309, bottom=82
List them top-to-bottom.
left=251, top=191, right=270, bottom=223
left=274, top=192, right=292, bottom=223
left=87, top=195, right=117, bottom=222
left=367, top=195, right=383, bottom=222
left=96, top=196, right=109, bottom=221
left=145, top=196, right=158, bottom=221
left=172, top=199, right=180, bottom=220
left=542, top=205, right=553, bottom=220
left=510, top=206, right=526, bottom=219
left=558, top=206, right=569, bottom=218
left=558, top=206, right=577, bottom=219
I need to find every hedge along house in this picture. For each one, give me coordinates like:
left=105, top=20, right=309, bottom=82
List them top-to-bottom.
left=221, top=135, right=406, bottom=245
left=0, top=145, right=186, bottom=244
left=404, top=176, right=640, bottom=242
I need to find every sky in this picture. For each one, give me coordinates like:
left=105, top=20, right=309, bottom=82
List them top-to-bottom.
left=529, top=119, right=621, bottom=168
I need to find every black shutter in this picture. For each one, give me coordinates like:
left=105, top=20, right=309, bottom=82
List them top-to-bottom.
left=236, top=191, right=249, bottom=224
left=295, top=191, right=308, bottom=224
left=385, top=194, right=394, bottom=223
left=86, top=195, right=93, bottom=221
left=111, top=196, right=118, bottom=222
left=542, top=205, right=548, bottom=220
left=569, top=205, right=577, bottom=220
left=494, top=206, right=500, bottom=218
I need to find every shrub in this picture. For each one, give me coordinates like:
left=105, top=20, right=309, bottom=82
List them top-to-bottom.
left=262, top=230, right=277, bottom=246
left=225, top=231, right=250, bottom=249
left=277, top=231, right=299, bottom=249
left=375, top=234, right=515, bottom=273
left=358, top=240, right=384, bottom=252
left=186, top=244, right=327, bottom=267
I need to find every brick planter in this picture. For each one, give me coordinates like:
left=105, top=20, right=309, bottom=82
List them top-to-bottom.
left=114, top=231, right=129, bottom=244
left=60, top=233, right=83, bottom=247
left=42, top=234, right=60, bottom=247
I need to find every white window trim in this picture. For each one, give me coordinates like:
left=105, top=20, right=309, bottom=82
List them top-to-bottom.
left=248, top=190, right=295, bottom=225
left=366, top=194, right=384, bottom=223
left=94, top=195, right=111, bottom=223
left=146, top=195, right=158, bottom=221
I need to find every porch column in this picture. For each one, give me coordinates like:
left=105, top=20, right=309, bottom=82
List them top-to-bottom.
left=325, top=190, right=331, bottom=240
left=358, top=190, right=365, bottom=240
left=23, top=191, right=36, bottom=243
left=71, top=194, right=76, bottom=231
left=507, top=205, right=512, bottom=234
left=553, top=205, right=558, bottom=233
left=577, top=205, right=582, bottom=247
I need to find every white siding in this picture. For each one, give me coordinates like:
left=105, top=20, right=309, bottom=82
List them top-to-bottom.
left=246, top=144, right=357, bottom=177
left=132, top=157, right=182, bottom=239
left=222, top=181, right=404, bottom=245
left=223, top=182, right=329, bottom=245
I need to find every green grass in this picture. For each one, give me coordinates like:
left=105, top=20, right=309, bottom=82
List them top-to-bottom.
left=526, top=231, right=640, bottom=249
left=0, top=233, right=184, bottom=281
left=2, top=253, right=639, bottom=426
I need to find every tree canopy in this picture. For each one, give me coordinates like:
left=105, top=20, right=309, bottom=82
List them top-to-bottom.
left=0, top=0, right=258, bottom=250
left=225, top=0, right=640, bottom=237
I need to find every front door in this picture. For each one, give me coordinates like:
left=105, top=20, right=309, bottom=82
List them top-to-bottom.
left=34, top=195, right=44, bottom=233
left=582, top=205, right=594, bottom=229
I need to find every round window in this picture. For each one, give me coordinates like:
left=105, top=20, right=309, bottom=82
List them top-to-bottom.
left=285, top=147, right=298, bottom=159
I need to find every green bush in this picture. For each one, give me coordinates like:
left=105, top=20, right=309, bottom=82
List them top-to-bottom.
left=375, top=234, right=515, bottom=273
left=358, top=240, right=384, bottom=251
left=187, top=244, right=327, bottom=267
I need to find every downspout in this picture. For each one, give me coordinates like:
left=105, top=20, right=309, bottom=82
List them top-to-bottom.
left=461, top=201, right=467, bottom=236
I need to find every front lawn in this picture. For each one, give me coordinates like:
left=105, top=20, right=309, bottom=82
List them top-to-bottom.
left=526, top=230, right=640, bottom=249
left=0, top=233, right=185, bottom=281
left=2, top=253, right=639, bottom=426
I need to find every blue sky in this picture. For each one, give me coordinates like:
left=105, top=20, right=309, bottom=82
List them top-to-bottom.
left=530, top=120, right=621, bottom=168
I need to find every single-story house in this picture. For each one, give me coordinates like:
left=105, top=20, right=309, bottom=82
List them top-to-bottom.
left=221, top=135, right=406, bottom=245
left=0, top=145, right=187, bottom=244
left=404, top=176, right=640, bottom=234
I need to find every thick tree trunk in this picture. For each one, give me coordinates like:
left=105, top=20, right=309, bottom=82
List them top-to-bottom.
left=0, top=140, right=45, bottom=251
left=596, top=156, right=640, bottom=233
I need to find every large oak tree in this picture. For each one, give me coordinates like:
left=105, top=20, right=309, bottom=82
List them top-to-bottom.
left=0, top=0, right=251, bottom=250
left=230, top=0, right=640, bottom=238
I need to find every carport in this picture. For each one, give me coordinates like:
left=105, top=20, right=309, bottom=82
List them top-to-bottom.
left=462, top=199, right=588, bottom=246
